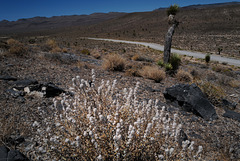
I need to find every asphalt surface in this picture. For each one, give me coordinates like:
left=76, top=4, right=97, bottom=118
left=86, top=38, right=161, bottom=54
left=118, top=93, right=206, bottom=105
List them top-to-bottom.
left=88, top=38, right=240, bottom=67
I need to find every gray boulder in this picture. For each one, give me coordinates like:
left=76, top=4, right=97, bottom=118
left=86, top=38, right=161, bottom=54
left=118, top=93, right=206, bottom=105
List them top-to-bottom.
left=163, top=83, right=218, bottom=120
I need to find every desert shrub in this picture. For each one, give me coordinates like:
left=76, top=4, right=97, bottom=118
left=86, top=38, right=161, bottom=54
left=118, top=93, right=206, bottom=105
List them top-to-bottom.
left=167, top=4, right=179, bottom=16
left=7, top=38, right=27, bottom=56
left=42, top=39, right=60, bottom=52
left=46, top=39, right=57, bottom=49
left=51, top=46, right=62, bottom=53
left=62, top=48, right=68, bottom=53
left=81, top=49, right=90, bottom=55
left=91, top=49, right=101, bottom=59
left=92, top=52, right=101, bottom=59
left=102, top=54, right=126, bottom=71
left=131, top=54, right=141, bottom=61
left=132, top=54, right=152, bottom=62
left=170, top=54, right=181, bottom=71
left=205, top=54, right=211, bottom=63
left=212, top=65, right=234, bottom=77
left=140, top=66, right=166, bottom=83
left=125, top=68, right=141, bottom=77
left=190, top=69, right=200, bottom=79
left=30, top=70, right=204, bottom=160
left=176, top=70, right=192, bottom=82
left=206, top=72, right=217, bottom=81
left=218, top=75, right=232, bottom=86
left=229, top=79, right=240, bottom=88
left=196, top=81, right=226, bottom=105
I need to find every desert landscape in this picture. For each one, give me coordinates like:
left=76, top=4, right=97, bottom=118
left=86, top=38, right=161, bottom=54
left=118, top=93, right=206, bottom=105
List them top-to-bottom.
left=0, top=2, right=240, bottom=161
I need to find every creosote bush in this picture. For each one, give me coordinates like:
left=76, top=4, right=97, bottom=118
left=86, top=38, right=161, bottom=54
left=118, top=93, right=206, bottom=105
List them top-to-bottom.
left=102, top=54, right=126, bottom=71
left=140, top=66, right=166, bottom=83
left=31, top=70, right=204, bottom=160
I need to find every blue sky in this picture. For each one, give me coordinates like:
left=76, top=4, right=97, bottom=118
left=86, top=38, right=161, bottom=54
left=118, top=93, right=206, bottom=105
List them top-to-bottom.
left=0, top=0, right=239, bottom=21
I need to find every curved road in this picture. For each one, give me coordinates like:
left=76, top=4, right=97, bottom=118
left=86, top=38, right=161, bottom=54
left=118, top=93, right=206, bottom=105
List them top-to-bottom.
left=88, top=38, right=240, bottom=67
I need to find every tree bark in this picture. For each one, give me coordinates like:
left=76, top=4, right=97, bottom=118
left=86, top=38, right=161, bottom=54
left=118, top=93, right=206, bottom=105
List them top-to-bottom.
left=163, top=22, right=178, bottom=64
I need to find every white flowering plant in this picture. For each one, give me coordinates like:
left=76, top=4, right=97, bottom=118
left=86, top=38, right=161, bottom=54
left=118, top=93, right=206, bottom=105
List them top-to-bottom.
left=31, top=69, right=203, bottom=160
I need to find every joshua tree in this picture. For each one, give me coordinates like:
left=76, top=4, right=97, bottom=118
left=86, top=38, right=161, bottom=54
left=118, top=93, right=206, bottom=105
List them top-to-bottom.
left=163, top=4, right=180, bottom=64
left=217, top=47, right=223, bottom=55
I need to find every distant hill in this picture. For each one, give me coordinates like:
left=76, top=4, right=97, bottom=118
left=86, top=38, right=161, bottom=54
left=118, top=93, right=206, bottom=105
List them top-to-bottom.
left=154, top=1, right=240, bottom=10
left=181, top=1, right=240, bottom=9
left=1, top=2, right=239, bottom=57
left=59, top=2, right=239, bottom=57
left=0, top=12, right=127, bottom=34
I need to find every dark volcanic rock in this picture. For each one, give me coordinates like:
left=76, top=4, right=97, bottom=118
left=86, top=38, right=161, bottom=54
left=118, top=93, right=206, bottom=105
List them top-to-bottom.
left=0, top=75, right=17, bottom=81
left=11, top=79, right=38, bottom=90
left=44, top=83, right=65, bottom=97
left=163, top=83, right=218, bottom=120
left=6, top=89, right=25, bottom=98
left=222, top=99, right=237, bottom=110
left=223, top=109, right=240, bottom=122
left=178, top=129, right=188, bottom=146
left=0, top=146, right=29, bottom=161
left=0, top=146, right=9, bottom=161
left=7, top=149, right=29, bottom=161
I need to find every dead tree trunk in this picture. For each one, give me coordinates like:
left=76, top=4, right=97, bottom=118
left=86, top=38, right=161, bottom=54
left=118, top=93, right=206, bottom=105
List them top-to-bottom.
left=163, top=22, right=179, bottom=64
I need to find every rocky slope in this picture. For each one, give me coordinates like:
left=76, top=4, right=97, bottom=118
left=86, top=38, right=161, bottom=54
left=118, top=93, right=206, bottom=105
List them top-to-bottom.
left=0, top=38, right=240, bottom=160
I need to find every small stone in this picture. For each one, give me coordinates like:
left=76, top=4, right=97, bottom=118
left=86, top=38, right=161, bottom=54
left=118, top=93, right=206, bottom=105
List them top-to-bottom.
left=24, top=87, right=30, bottom=93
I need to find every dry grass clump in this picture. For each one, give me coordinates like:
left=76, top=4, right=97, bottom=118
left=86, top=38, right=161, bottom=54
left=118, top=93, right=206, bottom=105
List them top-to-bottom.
left=7, top=38, right=27, bottom=56
left=42, top=39, right=62, bottom=53
left=46, top=39, right=57, bottom=49
left=51, top=46, right=62, bottom=53
left=62, top=48, right=68, bottom=53
left=81, top=49, right=90, bottom=55
left=91, top=49, right=101, bottom=59
left=92, top=52, right=101, bottom=59
left=102, top=54, right=126, bottom=71
left=131, top=54, right=147, bottom=61
left=212, top=65, right=234, bottom=77
left=140, top=66, right=166, bottom=83
left=125, top=68, right=141, bottom=77
left=190, top=69, right=200, bottom=79
left=29, top=70, right=204, bottom=160
left=176, top=70, right=192, bottom=82
left=229, top=79, right=240, bottom=88
left=196, top=80, right=226, bottom=105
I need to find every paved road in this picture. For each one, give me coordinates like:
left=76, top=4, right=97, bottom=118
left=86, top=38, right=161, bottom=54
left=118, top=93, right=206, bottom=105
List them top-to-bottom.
left=88, top=38, right=240, bottom=67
